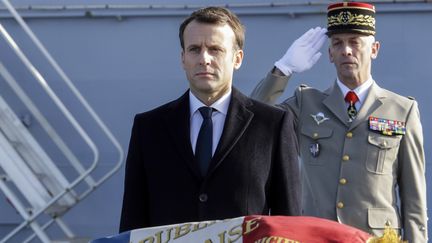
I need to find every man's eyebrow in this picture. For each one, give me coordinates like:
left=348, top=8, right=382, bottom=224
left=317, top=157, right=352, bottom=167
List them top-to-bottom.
left=186, top=44, right=201, bottom=49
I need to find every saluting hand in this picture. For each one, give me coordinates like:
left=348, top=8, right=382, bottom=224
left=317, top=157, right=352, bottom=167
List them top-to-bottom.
left=274, top=27, right=327, bottom=76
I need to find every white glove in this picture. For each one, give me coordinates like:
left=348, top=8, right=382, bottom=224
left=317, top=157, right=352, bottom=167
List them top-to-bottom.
left=275, top=27, right=327, bottom=76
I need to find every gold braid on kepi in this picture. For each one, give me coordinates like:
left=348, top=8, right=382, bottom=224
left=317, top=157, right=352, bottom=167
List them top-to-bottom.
left=326, top=2, right=375, bottom=36
left=367, top=222, right=408, bottom=243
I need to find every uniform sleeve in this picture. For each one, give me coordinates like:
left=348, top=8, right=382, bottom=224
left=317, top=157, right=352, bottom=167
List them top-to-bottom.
left=250, top=71, right=291, bottom=105
left=277, top=86, right=304, bottom=140
left=397, top=101, right=428, bottom=242
left=119, top=115, right=148, bottom=232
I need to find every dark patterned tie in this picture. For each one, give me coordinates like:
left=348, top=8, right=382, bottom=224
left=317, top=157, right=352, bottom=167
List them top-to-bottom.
left=345, top=91, right=359, bottom=120
left=195, top=107, right=213, bottom=176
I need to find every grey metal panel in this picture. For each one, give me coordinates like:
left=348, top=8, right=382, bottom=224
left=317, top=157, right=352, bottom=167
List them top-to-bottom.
left=2, top=0, right=431, bottom=4
left=0, top=1, right=431, bottom=240
left=1, top=1, right=432, bottom=19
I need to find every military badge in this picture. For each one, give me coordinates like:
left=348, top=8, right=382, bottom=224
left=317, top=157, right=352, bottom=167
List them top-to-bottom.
left=311, top=112, right=330, bottom=125
left=369, top=116, right=406, bottom=136
left=309, top=143, right=320, bottom=157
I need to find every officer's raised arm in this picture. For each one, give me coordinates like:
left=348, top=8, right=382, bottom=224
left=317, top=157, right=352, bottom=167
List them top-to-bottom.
left=251, top=27, right=327, bottom=104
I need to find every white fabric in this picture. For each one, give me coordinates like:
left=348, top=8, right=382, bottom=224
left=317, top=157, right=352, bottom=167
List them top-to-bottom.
left=274, top=27, right=327, bottom=76
left=337, top=77, right=374, bottom=110
left=189, top=90, right=230, bottom=155
left=129, top=217, right=245, bottom=243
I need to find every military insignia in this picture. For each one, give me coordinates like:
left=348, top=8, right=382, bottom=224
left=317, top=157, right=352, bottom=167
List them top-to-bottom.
left=340, top=11, right=353, bottom=25
left=347, top=105, right=357, bottom=120
left=311, top=112, right=330, bottom=125
left=369, top=116, right=406, bottom=136
left=310, top=143, right=320, bottom=157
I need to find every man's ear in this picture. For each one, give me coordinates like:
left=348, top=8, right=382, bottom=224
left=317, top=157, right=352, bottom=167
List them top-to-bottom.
left=371, top=41, right=380, bottom=59
left=328, top=47, right=334, bottom=63
left=233, top=49, right=244, bottom=70
left=181, top=50, right=185, bottom=68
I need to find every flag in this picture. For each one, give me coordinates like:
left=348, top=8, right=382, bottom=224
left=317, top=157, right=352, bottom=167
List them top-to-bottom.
left=91, top=215, right=373, bottom=243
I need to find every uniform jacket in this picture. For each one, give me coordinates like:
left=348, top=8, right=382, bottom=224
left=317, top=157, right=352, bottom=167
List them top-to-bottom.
left=251, top=73, right=427, bottom=242
left=119, top=88, right=300, bottom=233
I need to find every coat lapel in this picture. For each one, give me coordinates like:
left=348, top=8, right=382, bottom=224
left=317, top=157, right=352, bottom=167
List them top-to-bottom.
left=322, top=82, right=351, bottom=127
left=349, top=82, right=385, bottom=130
left=207, top=88, right=254, bottom=176
left=164, top=91, right=201, bottom=179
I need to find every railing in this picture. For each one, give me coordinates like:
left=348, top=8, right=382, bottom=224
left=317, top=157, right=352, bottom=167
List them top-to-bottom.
left=0, top=0, right=124, bottom=242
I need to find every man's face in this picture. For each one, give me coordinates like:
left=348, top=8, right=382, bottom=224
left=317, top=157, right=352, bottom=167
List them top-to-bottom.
left=181, top=20, right=243, bottom=104
left=329, top=33, right=380, bottom=88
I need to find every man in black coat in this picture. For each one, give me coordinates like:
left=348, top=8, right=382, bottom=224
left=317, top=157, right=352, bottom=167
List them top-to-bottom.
left=119, top=6, right=300, bottom=232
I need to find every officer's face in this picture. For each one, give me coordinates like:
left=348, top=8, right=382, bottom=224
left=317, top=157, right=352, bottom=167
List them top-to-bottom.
left=181, top=20, right=243, bottom=105
left=329, top=33, right=380, bottom=89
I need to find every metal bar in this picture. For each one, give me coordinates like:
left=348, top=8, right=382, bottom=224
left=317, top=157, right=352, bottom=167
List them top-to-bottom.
left=0, top=0, right=124, bottom=236
left=0, top=0, right=124, bottom=239
left=2, top=0, right=124, bottom=186
left=0, top=1, right=100, bottom=176
left=0, top=1, right=430, bottom=10
left=0, top=2, right=431, bottom=19
left=0, top=58, right=96, bottom=187
left=0, top=62, right=95, bottom=222
left=0, top=94, right=78, bottom=206
left=0, top=128, right=51, bottom=209
left=0, top=179, right=51, bottom=243
left=54, top=217, right=75, bottom=239
left=22, top=219, right=55, bottom=243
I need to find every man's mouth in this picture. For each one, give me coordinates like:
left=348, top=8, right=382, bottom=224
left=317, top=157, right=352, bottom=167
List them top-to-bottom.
left=341, top=62, right=356, bottom=66
left=196, top=72, right=214, bottom=77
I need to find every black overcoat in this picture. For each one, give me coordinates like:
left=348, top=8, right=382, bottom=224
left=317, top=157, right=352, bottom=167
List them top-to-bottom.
left=119, top=88, right=300, bottom=232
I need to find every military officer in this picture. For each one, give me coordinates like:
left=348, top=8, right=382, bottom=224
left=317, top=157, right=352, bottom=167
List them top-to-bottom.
left=251, top=2, right=427, bottom=242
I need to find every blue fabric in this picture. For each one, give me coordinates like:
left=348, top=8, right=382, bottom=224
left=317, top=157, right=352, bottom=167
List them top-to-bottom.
left=195, top=106, right=213, bottom=176
left=90, top=231, right=130, bottom=243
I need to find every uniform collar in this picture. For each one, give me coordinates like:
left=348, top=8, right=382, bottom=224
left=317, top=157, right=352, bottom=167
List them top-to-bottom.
left=337, top=77, right=374, bottom=105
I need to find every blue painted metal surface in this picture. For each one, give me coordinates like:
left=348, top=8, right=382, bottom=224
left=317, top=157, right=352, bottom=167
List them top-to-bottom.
left=0, top=0, right=431, bottom=240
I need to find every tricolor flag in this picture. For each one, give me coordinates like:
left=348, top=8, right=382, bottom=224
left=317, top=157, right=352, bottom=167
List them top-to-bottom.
left=91, top=216, right=381, bottom=243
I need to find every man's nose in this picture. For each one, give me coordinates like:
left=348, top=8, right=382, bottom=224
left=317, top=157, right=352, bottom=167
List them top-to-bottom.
left=342, top=44, right=352, bottom=56
left=199, top=51, right=211, bottom=65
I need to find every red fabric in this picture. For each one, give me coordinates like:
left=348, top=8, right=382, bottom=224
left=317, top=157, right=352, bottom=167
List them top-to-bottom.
left=328, top=2, right=375, bottom=11
left=345, top=91, right=359, bottom=104
left=242, top=215, right=372, bottom=243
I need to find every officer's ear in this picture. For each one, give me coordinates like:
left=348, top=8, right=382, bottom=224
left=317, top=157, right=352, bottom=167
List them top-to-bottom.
left=371, top=40, right=380, bottom=59
left=328, top=47, right=334, bottom=63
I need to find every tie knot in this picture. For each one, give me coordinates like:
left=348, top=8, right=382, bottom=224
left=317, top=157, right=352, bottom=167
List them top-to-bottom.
left=345, top=91, right=359, bottom=104
left=198, top=107, right=213, bottom=119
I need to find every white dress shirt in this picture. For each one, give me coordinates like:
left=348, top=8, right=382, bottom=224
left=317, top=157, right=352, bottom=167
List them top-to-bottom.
left=337, top=77, right=374, bottom=111
left=189, top=90, right=231, bottom=155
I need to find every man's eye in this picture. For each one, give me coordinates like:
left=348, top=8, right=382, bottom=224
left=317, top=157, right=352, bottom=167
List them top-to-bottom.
left=350, top=39, right=362, bottom=46
left=189, top=47, right=200, bottom=53
left=210, top=47, right=222, bottom=53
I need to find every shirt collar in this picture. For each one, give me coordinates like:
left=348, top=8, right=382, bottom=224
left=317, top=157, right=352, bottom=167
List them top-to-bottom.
left=337, top=77, right=374, bottom=104
left=189, top=90, right=231, bottom=116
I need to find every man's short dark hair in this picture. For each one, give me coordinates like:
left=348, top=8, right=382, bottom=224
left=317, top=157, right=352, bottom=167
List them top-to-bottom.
left=179, top=6, right=245, bottom=50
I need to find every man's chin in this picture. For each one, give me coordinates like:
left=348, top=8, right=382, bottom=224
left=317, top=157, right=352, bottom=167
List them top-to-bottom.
left=339, top=69, right=356, bottom=77
left=191, top=83, right=215, bottom=94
